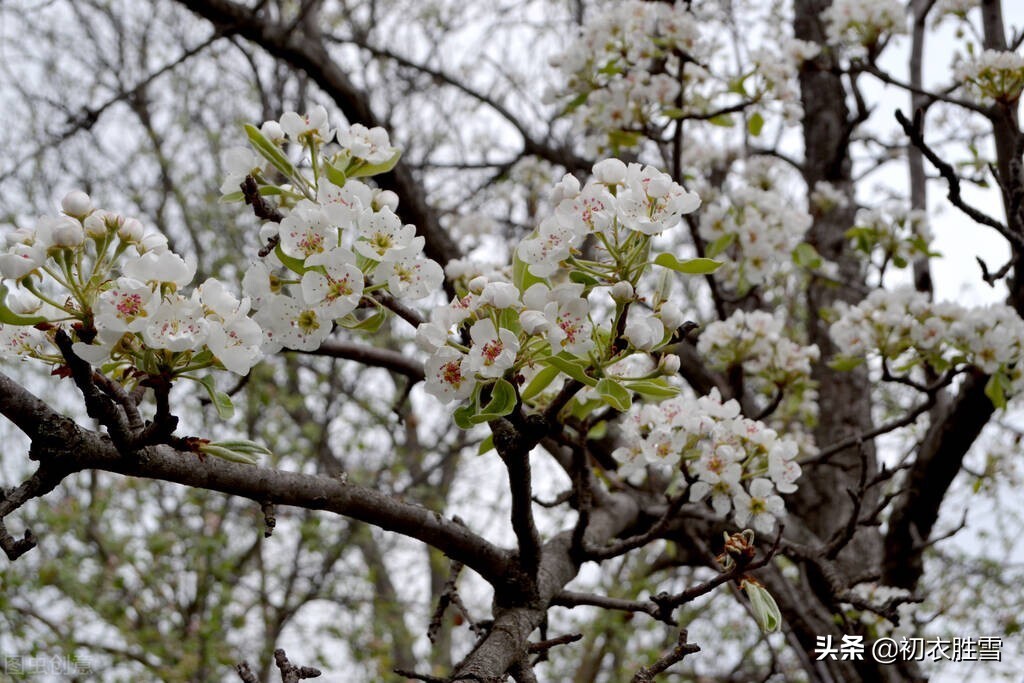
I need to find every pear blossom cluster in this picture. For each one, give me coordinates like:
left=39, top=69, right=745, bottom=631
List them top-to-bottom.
left=822, top=0, right=907, bottom=50
left=546, top=1, right=703, bottom=152
left=548, top=2, right=820, bottom=153
left=953, top=49, right=1024, bottom=105
left=228, top=108, right=443, bottom=353
left=416, top=158, right=701, bottom=413
left=518, top=159, right=700, bottom=277
left=698, top=184, right=813, bottom=290
left=0, top=192, right=263, bottom=378
left=847, top=204, right=935, bottom=273
left=830, top=287, right=1024, bottom=395
left=698, top=310, right=820, bottom=424
left=612, top=389, right=801, bottom=533
left=845, top=582, right=916, bottom=635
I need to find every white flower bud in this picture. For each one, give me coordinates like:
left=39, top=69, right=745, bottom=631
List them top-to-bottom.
left=260, top=120, right=285, bottom=141
left=592, top=158, right=628, bottom=185
left=61, top=190, right=93, bottom=218
left=373, top=190, right=400, bottom=212
left=83, top=211, right=111, bottom=238
left=45, top=216, right=85, bottom=248
left=118, top=218, right=145, bottom=244
left=136, top=231, right=167, bottom=254
left=467, top=276, right=488, bottom=294
left=610, top=280, right=634, bottom=303
left=481, top=282, right=519, bottom=309
left=5, top=288, right=41, bottom=315
left=659, top=302, right=685, bottom=331
left=520, top=310, right=548, bottom=335
left=659, top=353, right=681, bottom=375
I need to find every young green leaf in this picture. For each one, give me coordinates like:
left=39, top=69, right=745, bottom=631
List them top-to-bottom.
left=244, top=124, right=297, bottom=179
left=653, top=253, right=723, bottom=274
left=596, top=377, right=631, bottom=412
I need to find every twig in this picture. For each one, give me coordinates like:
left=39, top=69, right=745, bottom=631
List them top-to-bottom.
left=895, top=109, right=1024, bottom=250
left=299, top=339, right=425, bottom=381
left=802, top=396, right=934, bottom=466
left=585, top=493, right=687, bottom=561
left=260, top=501, right=276, bottom=538
left=650, top=526, right=783, bottom=621
left=428, top=559, right=465, bottom=643
left=552, top=590, right=667, bottom=623
left=630, top=629, right=700, bottom=683
left=527, top=632, right=582, bottom=653
left=273, top=648, right=321, bottom=682
left=235, top=661, right=260, bottom=683
left=393, top=671, right=446, bottom=683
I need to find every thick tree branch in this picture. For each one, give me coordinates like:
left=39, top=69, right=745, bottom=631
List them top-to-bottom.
left=300, top=339, right=425, bottom=381
left=0, top=370, right=511, bottom=583
left=883, top=370, right=993, bottom=588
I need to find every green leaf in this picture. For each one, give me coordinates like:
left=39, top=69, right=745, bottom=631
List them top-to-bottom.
left=728, top=74, right=750, bottom=96
left=561, top=91, right=590, bottom=116
left=747, top=111, right=765, bottom=137
left=708, top=114, right=735, bottom=127
left=244, top=123, right=297, bottom=179
left=607, top=129, right=641, bottom=149
left=347, top=149, right=402, bottom=179
left=324, top=160, right=348, bottom=187
left=705, top=233, right=736, bottom=258
left=792, top=242, right=823, bottom=269
left=274, top=243, right=307, bottom=275
left=513, top=248, right=546, bottom=293
left=653, top=253, right=723, bottom=274
left=569, top=270, right=599, bottom=286
left=0, top=284, right=47, bottom=325
left=349, top=309, right=387, bottom=333
left=546, top=353, right=597, bottom=387
left=827, top=355, right=865, bottom=371
left=521, top=364, right=561, bottom=401
left=985, top=373, right=1009, bottom=410
left=196, top=376, right=234, bottom=419
left=596, top=377, right=631, bottom=412
left=471, top=379, right=518, bottom=423
left=623, top=379, right=679, bottom=399
left=453, top=402, right=477, bottom=430
left=586, top=420, right=608, bottom=440
left=477, top=434, right=495, bottom=456
left=199, top=444, right=257, bottom=465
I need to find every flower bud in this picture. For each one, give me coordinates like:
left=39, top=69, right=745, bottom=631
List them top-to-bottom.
left=260, top=120, right=285, bottom=141
left=592, top=158, right=627, bottom=185
left=61, top=190, right=93, bottom=218
left=373, top=190, right=400, bottom=212
left=83, top=210, right=111, bottom=238
left=46, top=216, right=85, bottom=248
left=118, top=218, right=144, bottom=244
left=136, top=231, right=167, bottom=254
left=467, top=276, right=488, bottom=294
left=610, top=280, right=634, bottom=303
left=482, top=282, right=519, bottom=309
left=5, top=287, right=41, bottom=315
left=659, top=302, right=685, bottom=331
left=520, top=310, right=548, bottom=335
left=659, top=353, right=681, bottom=375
